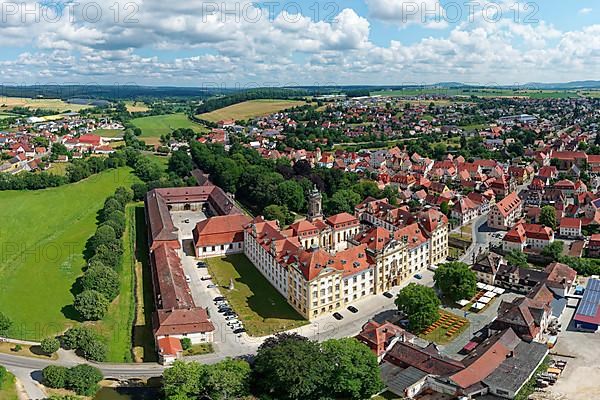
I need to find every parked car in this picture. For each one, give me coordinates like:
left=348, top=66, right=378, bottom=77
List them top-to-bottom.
left=184, top=219, right=190, bottom=223
left=197, top=261, right=207, bottom=268
left=414, top=274, right=423, bottom=279
left=185, top=275, right=192, bottom=283
left=200, top=276, right=212, bottom=281
left=207, top=284, right=217, bottom=288
left=383, top=291, right=393, bottom=299
left=213, top=296, right=225, bottom=302
left=347, top=305, right=358, bottom=313
left=223, top=312, right=236, bottom=317
left=333, top=312, right=344, bottom=320
left=224, top=315, right=237, bottom=321
left=233, top=328, right=246, bottom=334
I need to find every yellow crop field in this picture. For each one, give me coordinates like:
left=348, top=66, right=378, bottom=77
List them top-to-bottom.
left=0, top=97, right=91, bottom=112
left=198, top=99, right=307, bottom=122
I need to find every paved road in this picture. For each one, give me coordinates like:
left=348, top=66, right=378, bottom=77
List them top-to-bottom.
left=460, top=213, right=491, bottom=264
left=0, top=352, right=165, bottom=378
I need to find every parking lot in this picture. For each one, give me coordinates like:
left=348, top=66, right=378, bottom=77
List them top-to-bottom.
left=171, top=210, right=259, bottom=357
left=171, top=210, right=206, bottom=240
left=548, top=303, right=600, bottom=399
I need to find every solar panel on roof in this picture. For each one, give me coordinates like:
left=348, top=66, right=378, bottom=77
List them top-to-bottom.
left=576, top=279, right=600, bottom=317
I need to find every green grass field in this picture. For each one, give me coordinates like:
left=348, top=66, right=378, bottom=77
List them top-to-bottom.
left=198, top=99, right=307, bottom=123
left=131, top=113, right=208, bottom=145
left=94, top=129, right=124, bottom=138
left=0, top=167, right=138, bottom=341
left=88, top=203, right=138, bottom=362
left=131, top=205, right=157, bottom=362
left=207, top=254, right=307, bottom=336
left=0, top=371, right=18, bottom=400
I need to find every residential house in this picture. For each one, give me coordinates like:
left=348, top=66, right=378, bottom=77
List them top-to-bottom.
left=488, top=192, right=522, bottom=230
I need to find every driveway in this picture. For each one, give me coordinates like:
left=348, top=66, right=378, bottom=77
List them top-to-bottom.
left=460, top=214, right=495, bottom=264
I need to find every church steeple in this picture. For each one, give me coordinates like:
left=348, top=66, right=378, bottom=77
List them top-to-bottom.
left=307, top=185, right=323, bottom=222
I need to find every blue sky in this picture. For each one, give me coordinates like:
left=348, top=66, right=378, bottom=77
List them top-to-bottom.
left=0, top=0, right=598, bottom=86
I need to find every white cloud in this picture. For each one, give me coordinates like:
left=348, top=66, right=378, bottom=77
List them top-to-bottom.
left=0, top=0, right=597, bottom=85
left=365, top=0, right=446, bottom=26
left=579, top=8, right=593, bottom=15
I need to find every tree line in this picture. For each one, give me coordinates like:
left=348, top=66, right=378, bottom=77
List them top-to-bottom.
left=194, top=88, right=308, bottom=115
left=189, top=141, right=398, bottom=225
left=163, top=333, right=383, bottom=400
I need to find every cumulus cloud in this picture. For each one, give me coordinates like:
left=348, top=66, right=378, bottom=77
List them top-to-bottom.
left=0, top=0, right=597, bottom=85
left=365, top=0, right=446, bottom=26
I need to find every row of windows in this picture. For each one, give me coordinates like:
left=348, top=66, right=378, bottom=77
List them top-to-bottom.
left=201, top=242, right=242, bottom=252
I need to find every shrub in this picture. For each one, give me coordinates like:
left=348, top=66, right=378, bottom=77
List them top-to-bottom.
left=40, top=337, right=61, bottom=354
left=180, top=338, right=192, bottom=350
left=42, top=365, right=68, bottom=388
left=67, top=365, right=103, bottom=396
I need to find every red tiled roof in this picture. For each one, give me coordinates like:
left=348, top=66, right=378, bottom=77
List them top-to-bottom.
left=494, top=192, right=521, bottom=218
left=326, top=212, right=359, bottom=227
left=193, top=214, right=251, bottom=247
left=560, top=218, right=581, bottom=229
left=355, top=226, right=392, bottom=252
left=155, top=308, right=215, bottom=336
left=157, top=337, right=183, bottom=356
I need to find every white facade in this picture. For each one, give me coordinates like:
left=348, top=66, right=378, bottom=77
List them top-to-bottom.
left=243, top=230, right=289, bottom=297
left=196, top=241, right=244, bottom=258
left=343, top=269, right=375, bottom=303
left=156, top=331, right=214, bottom=345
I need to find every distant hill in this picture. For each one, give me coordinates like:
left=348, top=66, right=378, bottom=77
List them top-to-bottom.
left=519, top=81, right=600, bottom=89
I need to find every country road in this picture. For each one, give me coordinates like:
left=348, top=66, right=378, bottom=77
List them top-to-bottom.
left=0, top=352, right=166, bottom=378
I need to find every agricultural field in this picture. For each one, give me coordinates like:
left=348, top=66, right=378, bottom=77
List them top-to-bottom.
left=371, top=88, right=581, bottom=99
left=581, top=90, right=600, bottom=98
left=0, top=97, right=91, bottom=112
left=198, top=99, right=307, bottom=123
left=124, top=101, right=150, bottom=113
left=0, top=112, right=17, bottom=120
left=130, top=113, right=208, bottom=145
left=94, top=129, right=124, bottom=138
left=0, top=167, right=138, bottom=341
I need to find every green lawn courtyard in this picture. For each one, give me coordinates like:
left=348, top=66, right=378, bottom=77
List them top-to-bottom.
left=0, top=167, right=137, bottom=343
left=206, top=254, right=308, bottom=336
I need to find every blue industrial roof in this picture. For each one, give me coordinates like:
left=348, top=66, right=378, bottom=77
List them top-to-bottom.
left=575, top=279, right=600, bottom=324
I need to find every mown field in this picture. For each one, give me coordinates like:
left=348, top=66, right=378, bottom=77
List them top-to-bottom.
left=0, top=97, right=90, bottom=112
left=198, top=99, right=307, bottom=123
left=124, top=101, right=150, bottom=112
left=130, top=113, right=208, bottom=145
left=94, top=129, right=124, bottom=138
left=0, top=167, right=137, bottom=341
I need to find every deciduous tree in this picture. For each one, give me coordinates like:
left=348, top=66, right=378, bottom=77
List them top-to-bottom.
left=434, top=262, right=477, bottom=302
left=395, top=283, right=441, bottom=332
left=74, top=290, right=109, bottom=321
left=320, top=338, right=384, bottom=400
